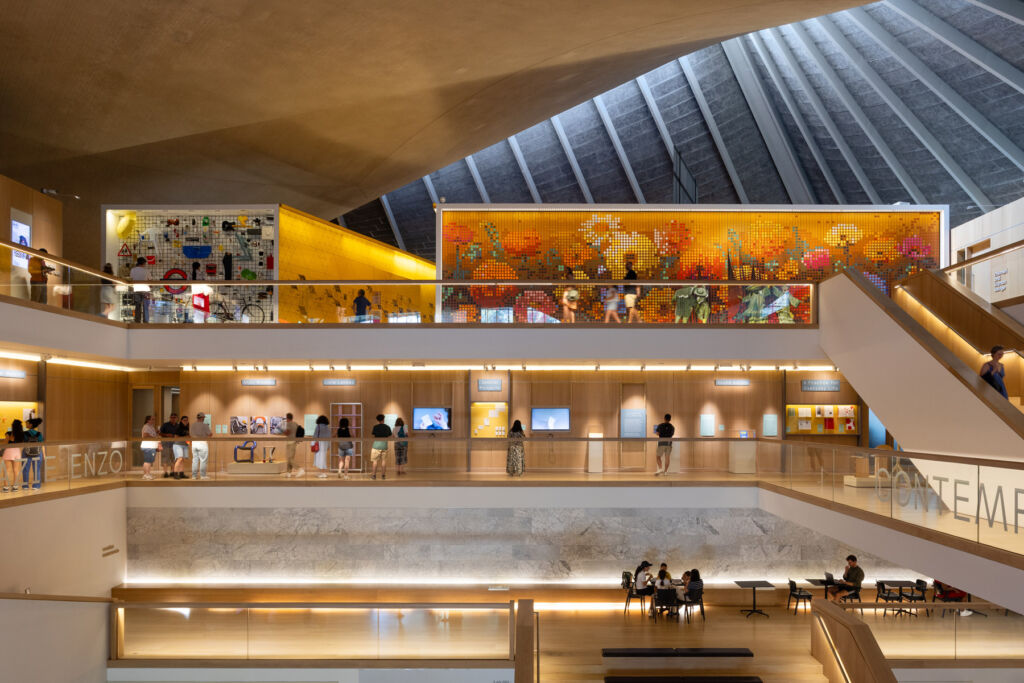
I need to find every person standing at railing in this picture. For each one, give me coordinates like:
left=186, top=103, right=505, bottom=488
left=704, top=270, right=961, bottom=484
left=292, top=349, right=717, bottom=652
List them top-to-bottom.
left=28, top=249, right=55, bottom=305
left=130, top=257, right=150, bottom=323
left=980, top=345, right=1009, bottom=399
left=191, top=412, right=212, bottom=480
left=158, top=413, right=179, bottom=479
left=282, top=413, right=304, bottom=478
left=370, top=414, right=391, bottom=480
left=653, top=414, right=674, bottom=476
left=140, top=415, right=160, bottom=480
left=312, top=415, right=331, bottom=479
left=174, top=416, right=191, bottom=480
left=21, top=417, right=43, bottom=490
left=393, top=417, right=408, bottom=476
left=336, top=418, right=355, bottom=479
left=506, top=419, right=525, bottom=477
left=1, top=421, right=25, bottom=493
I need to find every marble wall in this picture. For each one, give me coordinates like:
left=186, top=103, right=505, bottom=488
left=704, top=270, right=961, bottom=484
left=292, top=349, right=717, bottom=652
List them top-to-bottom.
left=127, top=505, right=903, bottom=582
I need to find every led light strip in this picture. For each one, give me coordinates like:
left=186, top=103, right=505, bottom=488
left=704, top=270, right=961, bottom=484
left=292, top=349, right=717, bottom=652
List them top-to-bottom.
left=46, top=357, right=137, bottom=372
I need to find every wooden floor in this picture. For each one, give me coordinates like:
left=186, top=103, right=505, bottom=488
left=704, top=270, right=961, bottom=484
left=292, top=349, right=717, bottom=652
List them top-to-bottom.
left=536, top=606, right=827, bottom=682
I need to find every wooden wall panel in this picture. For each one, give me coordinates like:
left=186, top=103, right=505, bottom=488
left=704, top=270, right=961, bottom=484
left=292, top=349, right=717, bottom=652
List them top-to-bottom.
left=0, top=359, right=38, bottom=403
left=45, top=365, right=129, bottom=441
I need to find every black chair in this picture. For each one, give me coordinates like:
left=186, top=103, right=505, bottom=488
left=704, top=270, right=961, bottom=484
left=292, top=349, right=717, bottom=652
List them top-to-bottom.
left=622, top=571, right=647, bottom=615
left=902, top=579, right=928, bottom=617
left=787, top=580, right=813, bottom=615
left=875, top=581, right=901, bottom=617
left=933, top=581, right=966, bottom=618
left=654, top=588, right=682, bottom=620
left=682, top=588, right=705, bottom=624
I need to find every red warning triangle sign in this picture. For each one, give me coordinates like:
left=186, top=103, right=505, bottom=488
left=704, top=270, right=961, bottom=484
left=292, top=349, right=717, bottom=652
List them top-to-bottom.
left=117, top=243, right=131, bottom=257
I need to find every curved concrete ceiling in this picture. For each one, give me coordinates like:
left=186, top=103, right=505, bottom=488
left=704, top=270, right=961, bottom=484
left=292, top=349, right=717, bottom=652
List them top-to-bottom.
left=0, top=0, right=861, bottom=257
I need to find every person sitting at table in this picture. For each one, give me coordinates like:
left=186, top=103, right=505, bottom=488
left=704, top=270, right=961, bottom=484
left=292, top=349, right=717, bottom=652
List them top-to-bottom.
left=827, top=554, right=864, bottom=602
left=634, top=560, right=655, bottom=612
left=659, top=562, right=672, bottom=580
left=685, top=568, right=703, bottom=598
left=654, top=569, right=679, bottom=616
left=934, top=580, right=967, bottom=602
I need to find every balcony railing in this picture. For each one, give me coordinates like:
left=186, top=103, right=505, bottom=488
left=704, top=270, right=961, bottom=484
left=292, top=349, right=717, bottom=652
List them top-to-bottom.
left=0, top=240, right=816, bottom=326
left=4, top=436, right=1023, bottom=561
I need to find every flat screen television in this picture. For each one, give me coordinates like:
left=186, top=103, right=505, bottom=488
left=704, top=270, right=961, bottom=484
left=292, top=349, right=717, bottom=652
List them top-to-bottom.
left=412, top=407, right=451, bottom=431
left=531, top=407, right=570, bottom=431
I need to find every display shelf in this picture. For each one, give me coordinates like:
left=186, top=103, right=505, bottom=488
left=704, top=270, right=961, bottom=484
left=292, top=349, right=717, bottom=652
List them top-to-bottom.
left=330, top=402, right=363, bottom=472
left=785, top=404, right=858, bottom=435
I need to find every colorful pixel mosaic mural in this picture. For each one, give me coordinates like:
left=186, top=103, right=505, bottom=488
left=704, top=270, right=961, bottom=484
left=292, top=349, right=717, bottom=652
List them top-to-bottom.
left=439, top=208, right=942, bottom=324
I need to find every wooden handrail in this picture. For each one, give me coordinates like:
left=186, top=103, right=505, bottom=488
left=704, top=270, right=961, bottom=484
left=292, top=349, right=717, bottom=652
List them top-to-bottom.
left=940, top=237, right=1024, bottom=273
left=837, top=268, right=1024, bottom=446
left=897, top=269, right=1024, bottom=355
left=0, top=592, right=111, bottom=603
left=811, top=599, right=896, bottom=683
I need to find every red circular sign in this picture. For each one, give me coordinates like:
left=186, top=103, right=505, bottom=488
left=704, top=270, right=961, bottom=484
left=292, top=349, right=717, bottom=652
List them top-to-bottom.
left=162, top=268, right=188, bottom=294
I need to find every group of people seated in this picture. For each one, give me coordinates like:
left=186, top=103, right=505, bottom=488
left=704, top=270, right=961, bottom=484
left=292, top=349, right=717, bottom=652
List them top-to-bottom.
left=634, top=560, right=703, bottom=617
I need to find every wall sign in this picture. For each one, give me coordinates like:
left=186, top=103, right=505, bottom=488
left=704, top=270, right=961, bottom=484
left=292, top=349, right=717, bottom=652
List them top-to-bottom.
left=11, top=219, right=31, bottom=269
left=0, top=369, right=27, bottom=380
left=241, top=378, right=276, bottom=386
left=323, top=378, right=356, bottom=386
left=476, top=378, right=503, bottom=392
left=714, top=378, right=750, bottom=387
left=801, top=379, right=841, bottom=392
left=620, top=409, right=647, bottom=438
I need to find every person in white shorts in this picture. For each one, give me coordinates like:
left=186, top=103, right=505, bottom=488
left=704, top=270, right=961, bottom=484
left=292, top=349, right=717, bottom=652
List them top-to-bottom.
left=191, top=412, right=213, bottom=480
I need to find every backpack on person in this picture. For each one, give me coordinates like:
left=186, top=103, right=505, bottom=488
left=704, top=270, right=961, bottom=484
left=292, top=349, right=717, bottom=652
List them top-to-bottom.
left=295, top=425, right=305, bottom=438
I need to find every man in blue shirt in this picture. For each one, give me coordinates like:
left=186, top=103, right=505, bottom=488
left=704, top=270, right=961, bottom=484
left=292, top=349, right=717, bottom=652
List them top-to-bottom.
left=353, top=289, right=371, bottom=321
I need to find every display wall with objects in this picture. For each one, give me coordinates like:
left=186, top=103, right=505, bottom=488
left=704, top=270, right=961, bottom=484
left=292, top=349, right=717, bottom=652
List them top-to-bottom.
left=103, top=204, right=434, bottom=324
left=436, top=204, right=947, bottom=323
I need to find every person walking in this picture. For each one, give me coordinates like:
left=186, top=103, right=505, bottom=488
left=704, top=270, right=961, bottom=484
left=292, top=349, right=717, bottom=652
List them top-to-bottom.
left=29, top=248, right=55, bottom=304
left=130, top=256, right=150, bottom=323
left=624, top=261, right=641, bottom=323
left=100, top=263, right=118, bottom=319
left=561, top=267, right=578, bottom=323
left=603, top=285, right=621, bottom=323
left=352, top=289, right=372, bottom=322
left=981, top=345, right=1009, bottom=399
left=190, top=412, right=212, bottom=480
left=282, top=412, right=304, bottom=478
left=370, top=414, right=392, bottom=480
left=653, top=414, right=675, bottom=476
left=140, top=415, right=160, bottom=480
left=174, top=415, right=191, bottom=479
left=313, top=415, right=331, bottom=478
left=336, top=417, right=355, bottom=479
left=393, top=418, right=408, bottom=476
left=506, top=419, right=526, bottom=476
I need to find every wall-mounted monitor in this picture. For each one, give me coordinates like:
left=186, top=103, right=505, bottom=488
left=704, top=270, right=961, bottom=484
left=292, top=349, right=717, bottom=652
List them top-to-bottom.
left=412, top=407, right=451, bottom=431
left=531, top=407, right=570, bottom=431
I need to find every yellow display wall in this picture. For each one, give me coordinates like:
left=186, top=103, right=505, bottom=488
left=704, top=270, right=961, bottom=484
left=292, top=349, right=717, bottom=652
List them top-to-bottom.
left=277, top=205, right=436, bottom=323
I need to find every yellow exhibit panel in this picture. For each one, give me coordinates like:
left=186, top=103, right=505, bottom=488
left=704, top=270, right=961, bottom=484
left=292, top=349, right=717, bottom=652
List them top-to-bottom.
left=277, top=205, right=436, bottom=323
left=0, top=401, right=39, bottom=432
left=470, top=402, right=508, bottom=438
left=785, top=404, right=859, bottom=435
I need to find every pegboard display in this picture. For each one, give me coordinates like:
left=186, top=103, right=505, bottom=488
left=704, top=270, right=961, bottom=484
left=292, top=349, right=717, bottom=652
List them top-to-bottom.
left=105, top=206, right=278, bottom=323
left=437, top=207, right=943, bottom=323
